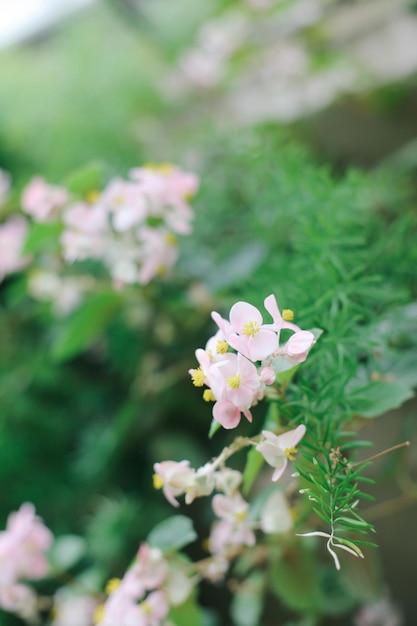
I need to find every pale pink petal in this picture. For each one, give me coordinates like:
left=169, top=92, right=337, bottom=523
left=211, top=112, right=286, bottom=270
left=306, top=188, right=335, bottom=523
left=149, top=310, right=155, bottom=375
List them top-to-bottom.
left=229, top=301, right=262, bottom=332
left=213, top=401, right=241, bottom=429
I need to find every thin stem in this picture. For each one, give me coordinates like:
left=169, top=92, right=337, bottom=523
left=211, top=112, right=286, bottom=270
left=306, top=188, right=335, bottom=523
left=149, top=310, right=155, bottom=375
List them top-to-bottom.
left=351, top=441, right=410, bottom=467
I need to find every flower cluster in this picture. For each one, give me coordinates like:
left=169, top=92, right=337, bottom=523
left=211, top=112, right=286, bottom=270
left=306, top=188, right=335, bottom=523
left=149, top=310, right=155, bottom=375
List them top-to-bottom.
left=21, top=164, right=199, bottom=289
left=189, top=294, right=315, bottom=428
left=153, top=424, right=306, bottom=582
left=0, top=503, right=53, bottom=621
left=96, top=543, right=192, bottom=626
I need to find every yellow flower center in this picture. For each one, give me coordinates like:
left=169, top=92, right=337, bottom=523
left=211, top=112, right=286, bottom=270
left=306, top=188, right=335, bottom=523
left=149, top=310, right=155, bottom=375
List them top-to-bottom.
left=144, top=162, right=173, bottom=174
left=85, top=190, right=99, bottom=204
left=165, top=233, right=177, bottom=246
left=282, top=309, right=294, bottom=321
left=242, top=320, right=260, bottom=337
left=216, top=340, right=229, bottom=354
left=191, top=367, right=205, bottom=387
left=227, top=374, right=241, bottom=389
left=203, top=389, right=215, bottom=402
left=285, top=446, right=297, bottom=461
left=153, top=474, right=164, bottom=490
left=235, top=510, right=248, bottom=522
left=105, top=578, right=121, bottom=594
left=141, top=600, right=153, bottom=615
left=94, top=605, right=105, bottom=624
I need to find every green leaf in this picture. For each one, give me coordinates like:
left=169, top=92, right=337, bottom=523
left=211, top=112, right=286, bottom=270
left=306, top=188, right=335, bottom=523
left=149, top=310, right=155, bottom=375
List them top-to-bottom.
left=65, top=161, right=106, bottom=197
left=22, top=221, right=63, bottom=255
left=51, top=291, right=122, bottom=360
left=349, top=380, right=414, bottom=418
left=209, top=418, right=221, bottom=438
left=243, top=447, right=264, bottom=496
left=147, top=515, right=197, bottom=551
left=49, top=535, right=87, bottom=571
left=269, top=543, right=322, bottom=612
left=231, top=572, right=264, bottom=626
left=168, top=594, right=203, bottom=626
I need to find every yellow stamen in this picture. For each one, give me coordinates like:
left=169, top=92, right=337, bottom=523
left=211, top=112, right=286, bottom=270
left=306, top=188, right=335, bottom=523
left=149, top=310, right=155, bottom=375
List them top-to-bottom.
left=144, top=162, right=173, bottom=174
left=85, top=190, right=99, bottom=204
left=165, top=233, right=177, bottom=246
left=156, top=264, right=167, bottom=277
left=282, top=309, right=294, bottom=321
left=242, top=320, right=260, bottom=337
left=216, top=340, right=229, bottom=354
left=191, top=366, right=205, bottom=387
left=227, top=374, right=241, bottom=389
left=203, top=389, right=215, bottom=402
left=285, top=446, right=297, bottom=461
left=153, top=474, right=164, bottom=490
left=235, top=510, right=248, bottom=522
left=105, top=578, right=121, bottom=594
left=141, top=600, right=153, bottom=615
left=94, top=605, right=105, bottom=624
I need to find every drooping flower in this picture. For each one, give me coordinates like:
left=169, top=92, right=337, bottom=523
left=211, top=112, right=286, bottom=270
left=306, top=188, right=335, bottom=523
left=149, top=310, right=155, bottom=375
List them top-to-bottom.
left=256, top=424, right=306, bottom=481
left=152, top=460, right=195, bottom=507
left=209, top=492, right=255, bottom=555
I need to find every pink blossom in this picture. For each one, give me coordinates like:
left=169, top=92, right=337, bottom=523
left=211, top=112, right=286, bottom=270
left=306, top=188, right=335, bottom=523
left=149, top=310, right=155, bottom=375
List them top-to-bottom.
left=129, top=164, right=198, bottom=235
left=21, top=176, right=68, bottom=222
left=101, top=178, right=147, bottom=232
left=0, top=217, right=30, bottom=281
left=136, top=227, right=178, bottom=285
left=212, top=300, right=279, bottom=362
left=209, top=352, right=263, bottom=428
left=256, top=425, right=306, bottom=481
left=153, top=460, right=195, bottom=507
left=209, top=493, right=255, bottom=554
left=0, top=583, right=37, bottom=621
left=51, top=592, right=98, bottom=626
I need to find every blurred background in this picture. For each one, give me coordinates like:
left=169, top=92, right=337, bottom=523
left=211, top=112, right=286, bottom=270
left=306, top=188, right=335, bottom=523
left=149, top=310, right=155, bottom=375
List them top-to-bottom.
left=0, top=1, right=417, bottom=625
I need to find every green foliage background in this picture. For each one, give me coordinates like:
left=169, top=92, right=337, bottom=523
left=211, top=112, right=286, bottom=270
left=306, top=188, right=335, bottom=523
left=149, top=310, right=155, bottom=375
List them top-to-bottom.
left=0, top=2, right=417, bottom=625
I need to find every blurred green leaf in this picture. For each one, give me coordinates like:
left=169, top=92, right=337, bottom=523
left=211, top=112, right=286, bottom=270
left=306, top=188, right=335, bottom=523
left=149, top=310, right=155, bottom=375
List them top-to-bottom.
left=65, top=161, right=107, bottom=197
left=23, top=221, right=63, bottom=255
left=51, top=291, right=123, bottom=361
left=349, top=380, right=414, bottom=418
left=243, top=447, right=264, bottom=496
left=147, top=515, right=197, bottom=551
left=49, top=534, right=87, bottom=572
left=269, top=544, right=322, bottom=612
left=231, top=572, right=264, bottom=626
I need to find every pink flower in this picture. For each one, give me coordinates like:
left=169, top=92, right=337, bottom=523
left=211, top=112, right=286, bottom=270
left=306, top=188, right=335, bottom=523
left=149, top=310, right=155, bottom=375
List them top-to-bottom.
left=129, top=164, right=198, bottom=235
left=21, top=176, right=68, bottom=222
left=101, top=178, right=147, bottom=232
left=0, top=217, right=30, bottom=281
left=136, top=227, right=178, bottom=285
left=212, top=298, right=279, bottom=362
left=210, top=352, right=263, bottom=429
left=256, top=425, right=306, bottom=481
left=153, top=460, right=195, bottom=507
left=209, top=493, right=255, bottom=554
left=0, top=503, right=53, bottom=585
left=0, top=583, right=37, bottom=621
left=51, top=592, right=98, bottom=626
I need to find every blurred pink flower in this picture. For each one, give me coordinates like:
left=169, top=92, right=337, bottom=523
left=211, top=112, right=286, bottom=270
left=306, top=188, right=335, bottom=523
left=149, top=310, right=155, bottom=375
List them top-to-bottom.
left=21, top=176, right=68, bottom=222
left=0, top=216, right=30, bottom=281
